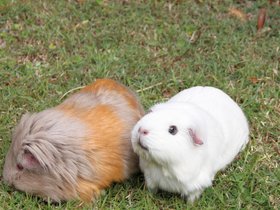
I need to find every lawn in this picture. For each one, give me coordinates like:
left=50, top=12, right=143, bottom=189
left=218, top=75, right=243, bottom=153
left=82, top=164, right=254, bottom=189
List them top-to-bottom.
left=0, top=0, right=279, bottom=209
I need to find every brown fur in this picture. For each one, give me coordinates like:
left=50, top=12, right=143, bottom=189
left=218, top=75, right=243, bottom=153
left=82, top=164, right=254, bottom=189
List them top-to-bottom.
left=3, top=79, right=144, bottom=202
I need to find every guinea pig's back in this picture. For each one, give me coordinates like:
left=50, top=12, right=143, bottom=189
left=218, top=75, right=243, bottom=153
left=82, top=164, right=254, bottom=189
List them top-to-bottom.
left=80, top=79, right=144, bottom=116
left=169, top=86, right=249, bottom=166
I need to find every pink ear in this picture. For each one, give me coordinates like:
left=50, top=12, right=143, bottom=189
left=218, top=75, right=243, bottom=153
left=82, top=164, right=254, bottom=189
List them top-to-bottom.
left=188, top=128, right=203, bottom=145
left=21, top=150, right=41, bottom=170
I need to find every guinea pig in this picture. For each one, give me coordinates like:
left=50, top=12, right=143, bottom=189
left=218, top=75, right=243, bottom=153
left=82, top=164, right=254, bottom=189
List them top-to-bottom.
left=3, top=78, right=144, bottom=202
left=131, top=86, right=249, bottom=202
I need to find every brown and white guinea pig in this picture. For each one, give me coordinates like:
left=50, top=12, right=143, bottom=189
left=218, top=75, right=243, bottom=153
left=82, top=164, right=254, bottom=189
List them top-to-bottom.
left=3, top=79, right=144, bottom=202
left=131, top=86, right=249, bottom=202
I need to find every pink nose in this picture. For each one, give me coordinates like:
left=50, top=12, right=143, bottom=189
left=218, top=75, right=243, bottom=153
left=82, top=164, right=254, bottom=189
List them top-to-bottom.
left=138, top=127, right=149, bottom=135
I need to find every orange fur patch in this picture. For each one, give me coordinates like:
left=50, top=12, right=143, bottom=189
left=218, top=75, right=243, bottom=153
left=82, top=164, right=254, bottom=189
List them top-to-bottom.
left=53, top=79, right=143, bottom=201
left=59, top=104, right=126, bottom=200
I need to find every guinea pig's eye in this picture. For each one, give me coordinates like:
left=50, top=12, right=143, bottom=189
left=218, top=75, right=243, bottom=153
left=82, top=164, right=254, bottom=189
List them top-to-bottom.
left=168, top=125, right=178, bottom=135
left=17, top=163, right=24, bottom=171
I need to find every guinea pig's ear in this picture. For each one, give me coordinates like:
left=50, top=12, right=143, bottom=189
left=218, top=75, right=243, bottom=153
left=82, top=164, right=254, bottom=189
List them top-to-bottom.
left=188, top=128, right=203, bottom=145
left=18, top=142, right=54, bottom=170
left=20, top=149, right=41, bottom=170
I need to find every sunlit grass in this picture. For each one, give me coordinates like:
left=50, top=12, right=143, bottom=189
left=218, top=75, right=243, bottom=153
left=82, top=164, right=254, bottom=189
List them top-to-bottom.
left=0, top=0, right=279, bottom=209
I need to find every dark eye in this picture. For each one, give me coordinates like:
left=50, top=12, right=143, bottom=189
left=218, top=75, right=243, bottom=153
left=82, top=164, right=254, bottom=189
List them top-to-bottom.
left=168, top=125, right=178, bottom=135
left=17, top=163, right=23, bottom=171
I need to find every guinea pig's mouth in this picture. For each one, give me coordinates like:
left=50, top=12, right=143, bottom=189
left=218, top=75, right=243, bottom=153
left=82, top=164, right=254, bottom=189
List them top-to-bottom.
left=138, top=139, right=149, bottom=151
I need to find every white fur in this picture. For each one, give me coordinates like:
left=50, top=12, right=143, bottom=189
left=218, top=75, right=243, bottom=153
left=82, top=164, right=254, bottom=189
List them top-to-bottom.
left=131, top=86, right=249, bottom=202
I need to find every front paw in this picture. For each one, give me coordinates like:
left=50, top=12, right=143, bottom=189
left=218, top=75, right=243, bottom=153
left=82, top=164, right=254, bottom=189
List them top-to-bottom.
left=144, top=176, right=158, bottom=194
left=147, top=186, right=158, bottom=194
left=187, top=190, right=202, bottom=203
left=180, top=193, right=188, bottom=201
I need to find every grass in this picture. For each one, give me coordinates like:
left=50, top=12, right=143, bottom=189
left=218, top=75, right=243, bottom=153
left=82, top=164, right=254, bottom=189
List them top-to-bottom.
left=0, top=0, right=279, bottom=209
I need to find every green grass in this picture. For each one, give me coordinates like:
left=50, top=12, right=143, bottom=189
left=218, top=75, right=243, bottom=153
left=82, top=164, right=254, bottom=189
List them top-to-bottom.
left=0, top=0, right=279, bottom=209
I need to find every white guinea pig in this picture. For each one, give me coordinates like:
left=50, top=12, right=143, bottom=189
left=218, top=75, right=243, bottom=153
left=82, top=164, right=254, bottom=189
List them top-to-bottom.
left=131, top=86, right=249, bottom=202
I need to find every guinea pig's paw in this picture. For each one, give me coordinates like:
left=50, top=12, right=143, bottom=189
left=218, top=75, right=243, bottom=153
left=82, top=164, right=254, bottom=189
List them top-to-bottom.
left=144, top=179, right=158, bottom=194
left=144, top=181, right=158, bottom=194
left=147, top=186, right=158, bottom=194
left=186, top=189, right=202, bottom=203
left=180, top=193, right=188, bottom=201
left=41, top=196, right=63, bottom=205
left=41, top=199, right=62, bottom=206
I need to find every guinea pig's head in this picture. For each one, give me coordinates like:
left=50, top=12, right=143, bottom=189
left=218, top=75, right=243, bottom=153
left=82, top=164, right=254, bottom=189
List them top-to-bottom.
left=131, top=103, right=205, bottom=165
left=2, top=109, right=93, bottom=202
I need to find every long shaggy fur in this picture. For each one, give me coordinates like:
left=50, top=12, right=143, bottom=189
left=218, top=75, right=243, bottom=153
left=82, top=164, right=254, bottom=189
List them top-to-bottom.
left=3, top=79, right=144, bottom=202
